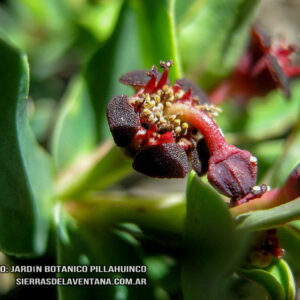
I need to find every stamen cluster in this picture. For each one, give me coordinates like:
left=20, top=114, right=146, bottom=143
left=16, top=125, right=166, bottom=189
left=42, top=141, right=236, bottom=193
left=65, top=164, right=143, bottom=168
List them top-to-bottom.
left=123, top=60, right=220, bottom=154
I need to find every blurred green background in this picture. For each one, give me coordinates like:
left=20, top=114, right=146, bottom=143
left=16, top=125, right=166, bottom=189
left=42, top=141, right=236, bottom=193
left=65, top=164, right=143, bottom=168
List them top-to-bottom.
left=0, top=0, right=300, bottom=299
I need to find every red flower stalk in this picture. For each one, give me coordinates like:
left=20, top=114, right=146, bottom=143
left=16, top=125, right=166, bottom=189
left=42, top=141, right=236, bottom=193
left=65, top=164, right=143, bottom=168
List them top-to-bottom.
left=210, top=27, right=300, bottom=104
left=107, top=61, right=259, bottom=202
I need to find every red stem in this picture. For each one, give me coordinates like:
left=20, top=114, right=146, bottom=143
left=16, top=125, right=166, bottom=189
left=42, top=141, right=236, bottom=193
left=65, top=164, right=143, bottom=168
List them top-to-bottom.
left=165, top=103, right=236, bottom=157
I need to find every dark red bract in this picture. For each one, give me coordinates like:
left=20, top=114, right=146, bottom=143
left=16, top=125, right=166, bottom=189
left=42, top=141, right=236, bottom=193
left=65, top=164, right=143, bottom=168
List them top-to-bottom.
left=107, top=60, right=259, bottom=202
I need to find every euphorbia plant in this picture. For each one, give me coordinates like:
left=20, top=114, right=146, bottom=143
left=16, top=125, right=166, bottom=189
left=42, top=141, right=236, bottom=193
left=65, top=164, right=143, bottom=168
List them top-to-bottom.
left=1, top=0, right=300, bottom=300
left=105, top=58, right=300, bottom=299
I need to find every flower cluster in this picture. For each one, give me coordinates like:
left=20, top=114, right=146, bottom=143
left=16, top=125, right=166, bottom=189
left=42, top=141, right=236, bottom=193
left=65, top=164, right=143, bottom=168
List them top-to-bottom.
left=210, top=27, right=300, bottom=104
left=107, top=60, right=259, bottom=203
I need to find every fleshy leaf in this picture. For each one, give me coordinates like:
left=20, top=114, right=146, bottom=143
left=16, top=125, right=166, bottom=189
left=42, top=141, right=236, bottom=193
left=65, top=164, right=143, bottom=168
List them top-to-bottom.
left=85, top=0, right=181, bottom=142
left=131, top=0, right=182, bottom=81
left=175, top=0, right=206, bottom=28
left=179, top=0, right=260, bottom=88
left=85, top=1, right=144, bottom=141
left=0, top=38, right=54, bottom=255
left=51, top=77, right=97, bottom=171
left=217, top=81, right=300, bottom=144
left=28, top=98, right=56, bottom=142
left=268, top=116, right=300, bottom=188
left=56, top=141, right=132, bottom=200
left=182, top=172, right=249, bottom=299
left=65, top=193, right=185, bottom=234
left=235, top=198, right=300, bottom=231
left=56, top=204, right=156, bottom=300
left=278, top=225, right=300, bottom=272
left=239, top=259, right=295, bottom=300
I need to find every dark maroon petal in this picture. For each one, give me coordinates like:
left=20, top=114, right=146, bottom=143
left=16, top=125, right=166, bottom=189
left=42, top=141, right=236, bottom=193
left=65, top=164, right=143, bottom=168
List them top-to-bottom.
left=251, top=26, right=271, bottom=55
left=266, top=54, right=290, bottom=98
left=119, top=70, right=168, bottom=91
left=175, top=78, right=210, bottom=104
left=107, top=95, right=139, bottom=147
left=189, top=138, right=210, bottom=176
left=133, top=143, right=189, bottom=178
left=208, top=151, right=257, bottom=201
left=284, top=163, right=300, bottom=200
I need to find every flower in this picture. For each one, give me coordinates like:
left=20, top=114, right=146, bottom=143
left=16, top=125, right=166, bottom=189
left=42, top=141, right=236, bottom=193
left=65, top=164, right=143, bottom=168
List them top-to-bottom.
left=210, top=27, right=300, bottom=104
left=107, top=60, right=259, bottom=202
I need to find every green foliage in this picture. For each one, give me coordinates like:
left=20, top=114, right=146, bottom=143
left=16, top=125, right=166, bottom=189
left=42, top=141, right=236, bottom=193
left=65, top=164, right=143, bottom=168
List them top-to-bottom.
left=0, top=0, right=300, bottom=299
left=84, top=0, right=144, bottom=141
left=85, top=0, right=181, bottom=142
left=179, top=0, right=260, bottom=88
left=0, top=38, right=54, bottom=255
left=51, top=77, right=97, bottom=170
left=217, top=81, right=300, bottom=143
left=269, top=119, right=300, bottom=188
left=56, top=142, right=132, bottom=199
left=182, top=172, right=249, bottom=299
left=236, top=198, right=300, bottom=231
left=56, top=205, right=156, bottom=300
left=278, top=225, right=300, bottom=272
left=239, top=259, right=295, bottom=300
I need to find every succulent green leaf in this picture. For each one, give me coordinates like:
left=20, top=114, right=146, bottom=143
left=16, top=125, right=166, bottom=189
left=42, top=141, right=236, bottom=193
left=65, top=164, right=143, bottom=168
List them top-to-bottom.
left=85, top=0, right=181, bottom=142
left=131, top=0, right=181, bottom=81
left=175, top=0, right=207, bottom=28
left=179, top=0, right=260, bottom=88
left=85, top=1, right=143, bottom=141
left=0, top=38, right=54, bottom=255
left=51, top=77, right=97, bottom=171
left=218, top=81, right=300, bottom=145
left=28, top=98, right=56, bottom=142
left=268, top=119, right=300, bottom=188
left=56, top=142, right=132, bottom=200
left=182, top=172, right=249, bottom=300
left=62, top=192, right=185, bottom=234
left=236, top=198, right=300, bottom=231
left=56, top=204, right=156, bottom=300
left=278, top=225, right=300, bottom=272
left=239, top=259, right=295, bottom=300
